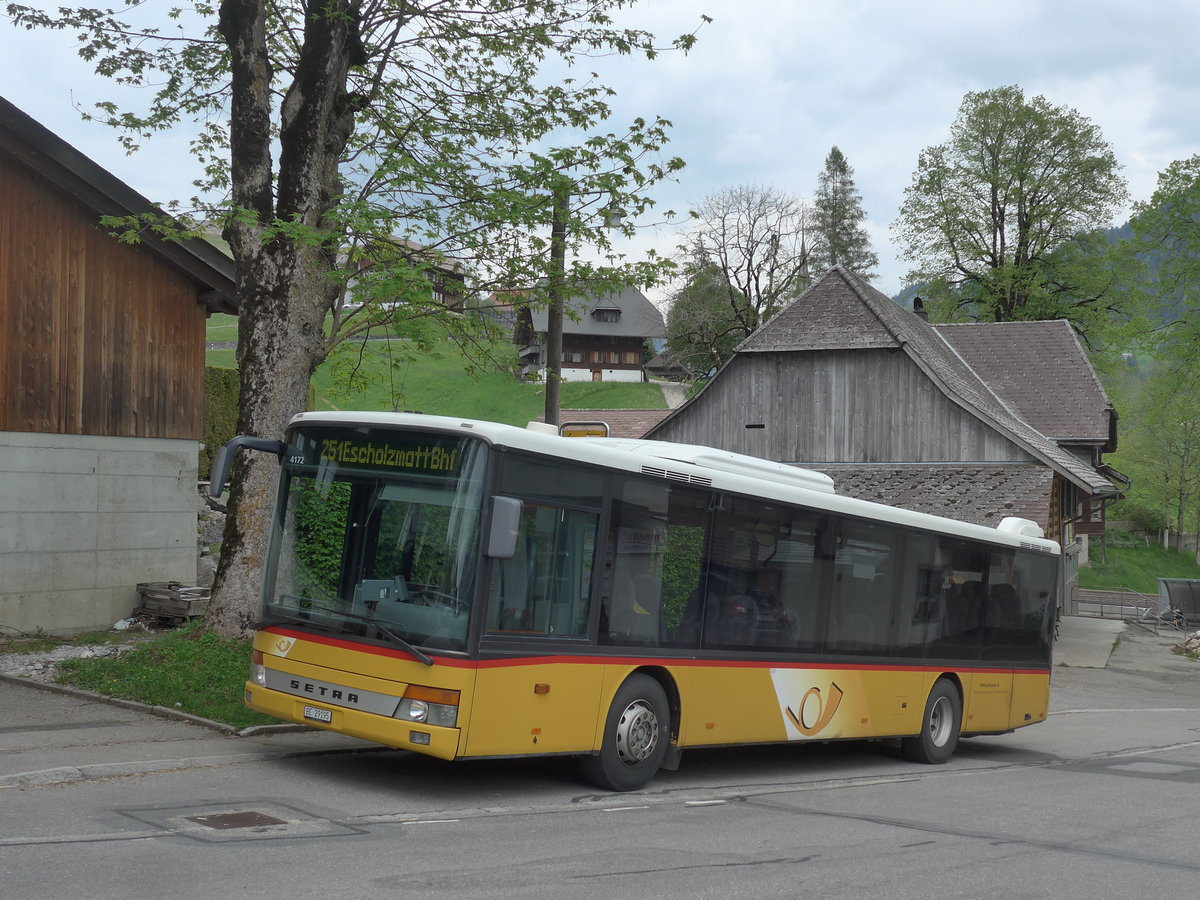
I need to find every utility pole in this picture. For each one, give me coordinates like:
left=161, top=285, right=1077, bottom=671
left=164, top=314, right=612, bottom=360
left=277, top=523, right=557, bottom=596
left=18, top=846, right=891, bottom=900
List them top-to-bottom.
left=543, top=184, right=569, bottom=428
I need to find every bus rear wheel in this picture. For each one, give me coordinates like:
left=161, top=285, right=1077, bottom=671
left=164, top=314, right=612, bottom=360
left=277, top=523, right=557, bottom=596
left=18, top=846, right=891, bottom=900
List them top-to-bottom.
left=581, top=674, right=670, bottom=792
left=902, top=678, right=961, bottom=764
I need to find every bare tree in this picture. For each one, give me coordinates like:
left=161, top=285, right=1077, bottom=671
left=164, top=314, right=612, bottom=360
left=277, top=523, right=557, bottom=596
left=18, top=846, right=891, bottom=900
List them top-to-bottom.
left=681, top=184, right=813, bottom=337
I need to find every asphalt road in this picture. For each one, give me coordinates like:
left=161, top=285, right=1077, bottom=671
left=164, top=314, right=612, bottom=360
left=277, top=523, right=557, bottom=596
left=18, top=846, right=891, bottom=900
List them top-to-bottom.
left=2, top=620, right=1198, bottom=899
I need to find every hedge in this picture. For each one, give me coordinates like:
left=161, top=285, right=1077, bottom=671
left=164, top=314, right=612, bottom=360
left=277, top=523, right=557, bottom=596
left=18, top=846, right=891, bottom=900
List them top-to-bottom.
left=201, top=366, right=240, bottom=480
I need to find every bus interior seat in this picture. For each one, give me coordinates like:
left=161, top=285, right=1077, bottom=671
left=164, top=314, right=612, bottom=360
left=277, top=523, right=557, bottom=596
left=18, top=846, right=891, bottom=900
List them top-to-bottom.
left=607, top=573, right=661, bottom=642
left=987, top=582, right=1021, bottom=630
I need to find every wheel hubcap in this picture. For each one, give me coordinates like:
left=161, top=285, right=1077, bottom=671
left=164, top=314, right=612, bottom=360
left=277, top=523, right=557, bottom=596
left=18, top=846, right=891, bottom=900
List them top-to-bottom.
left=928, top=695, right=953, bottom=747
left=615, top=699, right=659, bottom=765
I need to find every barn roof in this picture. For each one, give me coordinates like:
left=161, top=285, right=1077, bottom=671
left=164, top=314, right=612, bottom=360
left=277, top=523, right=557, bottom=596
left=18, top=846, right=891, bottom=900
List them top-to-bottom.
left=0, top=95, right=236, bottom=314
left=658, top=266, right=1118, bottom=496
left=935, top=320, right=1115, bottom=446
left=807, top=463, right=1054, bottom=529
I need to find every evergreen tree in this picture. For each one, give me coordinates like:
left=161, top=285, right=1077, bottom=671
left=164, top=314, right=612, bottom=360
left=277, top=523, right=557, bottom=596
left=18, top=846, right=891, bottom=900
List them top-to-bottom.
left=811, top=147, right=878, bottom=278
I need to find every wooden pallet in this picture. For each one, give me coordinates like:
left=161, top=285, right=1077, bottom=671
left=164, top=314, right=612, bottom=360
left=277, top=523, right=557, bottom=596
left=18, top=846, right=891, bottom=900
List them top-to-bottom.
left=135, top=582, right=211, bottom=623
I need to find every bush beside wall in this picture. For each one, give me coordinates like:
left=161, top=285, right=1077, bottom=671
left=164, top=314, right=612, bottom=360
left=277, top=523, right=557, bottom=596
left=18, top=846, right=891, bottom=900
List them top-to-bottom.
left=200, top=366, right=316, bottom=480
left=201, top=366, right=240, bottom=480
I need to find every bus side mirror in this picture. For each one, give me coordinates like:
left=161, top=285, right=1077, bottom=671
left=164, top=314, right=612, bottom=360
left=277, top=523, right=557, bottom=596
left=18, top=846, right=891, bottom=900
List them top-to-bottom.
left=209, top=436, right=288, bottom=498
left=485, top=496, right=523, bottom=559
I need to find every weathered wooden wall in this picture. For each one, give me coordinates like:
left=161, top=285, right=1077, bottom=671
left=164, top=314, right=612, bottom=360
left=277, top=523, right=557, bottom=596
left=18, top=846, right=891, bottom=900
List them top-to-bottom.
left=0, top=152, right=206, bottom=440
left=653, top=349, right=1037, bottom=465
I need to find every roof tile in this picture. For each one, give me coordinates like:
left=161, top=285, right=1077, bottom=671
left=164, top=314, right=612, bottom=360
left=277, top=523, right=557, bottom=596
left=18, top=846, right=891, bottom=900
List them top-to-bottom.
left=935, top=321, right=1112, bottom=441
left=810, top=464, right=1054, bottom=529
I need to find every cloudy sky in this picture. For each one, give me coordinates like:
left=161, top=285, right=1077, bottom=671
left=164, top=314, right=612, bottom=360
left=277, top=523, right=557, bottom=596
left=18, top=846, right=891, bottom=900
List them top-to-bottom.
left=3, top=0, right=1198, bottom=298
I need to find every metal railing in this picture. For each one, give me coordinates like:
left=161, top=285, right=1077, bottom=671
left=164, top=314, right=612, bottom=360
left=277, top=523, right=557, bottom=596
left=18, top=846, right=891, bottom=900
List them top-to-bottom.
left=1074, top=587, right=1187, bottom=633
left=1073, top=588, right=1150, bottom=619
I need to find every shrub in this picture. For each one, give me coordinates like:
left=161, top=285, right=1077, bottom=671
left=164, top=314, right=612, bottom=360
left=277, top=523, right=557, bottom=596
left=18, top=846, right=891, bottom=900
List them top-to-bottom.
left=201, top=366, right=240, bottom=479
left=1111, top=500, right=1168, bottom=534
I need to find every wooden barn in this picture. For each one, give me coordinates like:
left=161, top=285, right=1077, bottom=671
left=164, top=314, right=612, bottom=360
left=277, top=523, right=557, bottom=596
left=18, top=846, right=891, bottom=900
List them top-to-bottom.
left=0, top=96, right=236, bottom=634
left=644, top=266, right=1124, bottom=594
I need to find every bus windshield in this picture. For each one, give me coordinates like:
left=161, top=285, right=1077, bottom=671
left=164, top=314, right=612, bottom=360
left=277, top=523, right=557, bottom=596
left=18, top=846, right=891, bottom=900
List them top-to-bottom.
left=262, top=426, right=489, bottom=653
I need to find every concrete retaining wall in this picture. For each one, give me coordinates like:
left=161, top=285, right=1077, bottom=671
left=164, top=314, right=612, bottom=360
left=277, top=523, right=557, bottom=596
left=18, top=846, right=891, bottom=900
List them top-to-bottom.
left=0, top=431, right=198, bottom=635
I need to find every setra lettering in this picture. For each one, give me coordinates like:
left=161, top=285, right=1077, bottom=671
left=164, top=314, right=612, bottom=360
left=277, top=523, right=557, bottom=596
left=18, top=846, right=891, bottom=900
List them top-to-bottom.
left=288, top=679, right=360, bottom=705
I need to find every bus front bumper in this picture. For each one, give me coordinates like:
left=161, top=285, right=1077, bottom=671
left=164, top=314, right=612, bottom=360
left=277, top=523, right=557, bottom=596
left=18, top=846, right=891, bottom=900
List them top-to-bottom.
left=244, top=682, right=462, bottom=760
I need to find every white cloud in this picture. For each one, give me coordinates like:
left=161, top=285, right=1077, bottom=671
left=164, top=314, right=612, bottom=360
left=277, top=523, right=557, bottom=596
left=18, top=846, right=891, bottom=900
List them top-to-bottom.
left=4, top=0, right=1199, bottom=299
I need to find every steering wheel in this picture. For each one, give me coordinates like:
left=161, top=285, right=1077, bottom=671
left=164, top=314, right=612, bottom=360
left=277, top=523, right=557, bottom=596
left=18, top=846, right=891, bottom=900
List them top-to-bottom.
left=416, top=588, right=461, bottom=613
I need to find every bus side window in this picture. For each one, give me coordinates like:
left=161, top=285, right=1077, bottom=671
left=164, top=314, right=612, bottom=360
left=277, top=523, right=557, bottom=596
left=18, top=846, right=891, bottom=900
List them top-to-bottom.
left=485, top=454, right=603, bottom=638
left=601, top=479, right=708, bottom=648
left=485, top=502, right=597, bottom=637
left=826, top=521, right=899, bottom=655
left=895, top=533, right=938, bottom=657
left=928, top=538, right=987, bottom=660
left=988, top=549, right=1056, bottom=664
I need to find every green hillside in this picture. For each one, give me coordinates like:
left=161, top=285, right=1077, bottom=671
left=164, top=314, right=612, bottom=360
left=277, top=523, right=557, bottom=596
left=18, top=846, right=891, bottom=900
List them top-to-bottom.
left=206, top=321, right=667, bottom=426
left=1078, top=534, right=1200, bottom=594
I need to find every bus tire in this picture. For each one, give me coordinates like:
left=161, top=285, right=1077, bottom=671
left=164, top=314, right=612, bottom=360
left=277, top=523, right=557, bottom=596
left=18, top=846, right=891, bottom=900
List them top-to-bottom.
left=581, top=674, right=670, bottom=792
left=902, top=678, right=961, bottom=764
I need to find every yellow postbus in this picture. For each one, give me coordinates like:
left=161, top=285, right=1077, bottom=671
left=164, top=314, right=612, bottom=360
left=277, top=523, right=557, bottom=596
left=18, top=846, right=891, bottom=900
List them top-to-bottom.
left=211, top=412, right=1059, bottom=791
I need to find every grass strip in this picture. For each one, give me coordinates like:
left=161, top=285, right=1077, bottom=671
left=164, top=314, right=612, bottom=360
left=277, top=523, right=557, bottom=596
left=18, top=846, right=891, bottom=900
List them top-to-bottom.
left=54, top=621, right=278, bottom=730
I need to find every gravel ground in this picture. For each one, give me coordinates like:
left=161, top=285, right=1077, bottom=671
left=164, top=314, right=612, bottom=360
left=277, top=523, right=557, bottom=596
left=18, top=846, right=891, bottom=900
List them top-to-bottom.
left=0, top=618, right=164, bottom=683
left=0, top=642, right=135, bottom=682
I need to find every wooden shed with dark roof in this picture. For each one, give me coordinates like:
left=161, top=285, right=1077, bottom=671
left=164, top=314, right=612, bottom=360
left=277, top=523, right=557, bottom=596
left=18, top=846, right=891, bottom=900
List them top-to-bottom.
left=0, top=95, right=236, bottom=634
left=643, top=266, right=1124, bottom=567
left=517, top=285, right=664, bottom=383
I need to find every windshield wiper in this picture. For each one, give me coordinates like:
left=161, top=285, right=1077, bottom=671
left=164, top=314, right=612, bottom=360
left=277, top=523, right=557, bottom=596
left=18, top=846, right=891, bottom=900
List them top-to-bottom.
left=262, top=605, right=434, bottom=666
left=335, top=610, right=435, bottom=666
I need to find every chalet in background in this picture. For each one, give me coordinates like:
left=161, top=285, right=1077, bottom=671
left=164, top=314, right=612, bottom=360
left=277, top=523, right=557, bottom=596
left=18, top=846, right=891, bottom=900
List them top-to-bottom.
left=0, top=96, right=235, bottom=634
left=645, top=266, right=1126, bottom=603
left=515, top=285, right=665, bottom=383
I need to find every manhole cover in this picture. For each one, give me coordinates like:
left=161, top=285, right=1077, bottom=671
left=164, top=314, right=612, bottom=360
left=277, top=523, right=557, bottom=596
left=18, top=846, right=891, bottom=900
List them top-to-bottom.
left=120, top=800, right=365, bottom=843
left=186, top=811, right=288, bottom=830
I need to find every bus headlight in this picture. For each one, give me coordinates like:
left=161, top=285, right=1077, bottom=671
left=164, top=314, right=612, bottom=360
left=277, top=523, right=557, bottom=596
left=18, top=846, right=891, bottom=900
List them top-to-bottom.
left=250, top=650, right=267, bottom=687
left=395, top=685, right=459, bottom=728
left=402, top=699, right=429, bottom=722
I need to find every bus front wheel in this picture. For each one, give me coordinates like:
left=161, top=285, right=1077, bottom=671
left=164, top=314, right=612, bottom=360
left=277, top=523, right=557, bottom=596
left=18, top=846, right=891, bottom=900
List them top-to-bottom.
left=581, top=674, right=670, bottom=792
left=902, top=678, right=961, bottom=764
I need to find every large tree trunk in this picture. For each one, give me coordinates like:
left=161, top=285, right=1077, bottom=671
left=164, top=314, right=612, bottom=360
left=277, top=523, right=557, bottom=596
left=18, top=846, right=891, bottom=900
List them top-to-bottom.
left=206, top=0, right=362, bottom=637
left=206, top=258, right=329, bottom=636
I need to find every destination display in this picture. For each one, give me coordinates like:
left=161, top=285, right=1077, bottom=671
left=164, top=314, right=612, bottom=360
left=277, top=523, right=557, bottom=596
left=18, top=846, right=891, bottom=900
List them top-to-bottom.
left=286, top=427, right=473, bottom=476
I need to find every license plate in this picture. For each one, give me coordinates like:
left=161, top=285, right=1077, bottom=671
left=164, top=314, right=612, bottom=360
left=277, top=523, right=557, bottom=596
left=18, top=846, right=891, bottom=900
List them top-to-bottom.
left=303, top=705, right=333, bottom=723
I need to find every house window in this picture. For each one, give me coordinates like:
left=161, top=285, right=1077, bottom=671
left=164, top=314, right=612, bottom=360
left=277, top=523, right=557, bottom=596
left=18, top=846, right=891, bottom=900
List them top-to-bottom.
left=592, top=308, right=621, bottom=323
left=621, top=351, right=640, bottom=365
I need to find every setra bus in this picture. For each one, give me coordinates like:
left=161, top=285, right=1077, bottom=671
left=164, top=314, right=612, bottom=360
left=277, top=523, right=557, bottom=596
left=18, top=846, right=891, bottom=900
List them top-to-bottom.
left=211, top=411, right=1060, bottom=791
